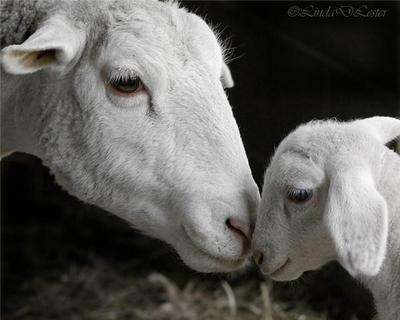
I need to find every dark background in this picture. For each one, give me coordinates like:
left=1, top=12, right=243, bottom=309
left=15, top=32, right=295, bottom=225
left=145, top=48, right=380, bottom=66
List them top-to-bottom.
left=2, top=1, right=399, bottom=319
left=189, top=1, right=399, bottom=185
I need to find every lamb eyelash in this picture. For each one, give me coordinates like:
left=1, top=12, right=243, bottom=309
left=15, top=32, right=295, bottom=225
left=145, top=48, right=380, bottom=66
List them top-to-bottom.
left=286, top=186, right=298, bottom=196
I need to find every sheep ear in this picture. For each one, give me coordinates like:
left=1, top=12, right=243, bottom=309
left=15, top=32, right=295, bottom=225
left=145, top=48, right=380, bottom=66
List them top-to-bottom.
left=1, top=16, right=85, bottom=75
left=221, top=62, right=234, bottom=88
left=354, top=116, right=400, bottom=145
left=325, top=168, right=388, bottom=277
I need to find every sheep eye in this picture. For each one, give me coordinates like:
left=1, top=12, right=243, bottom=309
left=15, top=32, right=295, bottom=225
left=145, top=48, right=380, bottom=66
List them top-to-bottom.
left=110, top=76, right=144, bottom=94
left=288, top=188, right=313, bottom=203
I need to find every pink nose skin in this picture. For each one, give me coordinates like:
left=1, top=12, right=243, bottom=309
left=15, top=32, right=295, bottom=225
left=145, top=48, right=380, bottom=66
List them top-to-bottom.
left=226, top=218, right=250, bottom=257
left=226, top=218, right=250, bottom=238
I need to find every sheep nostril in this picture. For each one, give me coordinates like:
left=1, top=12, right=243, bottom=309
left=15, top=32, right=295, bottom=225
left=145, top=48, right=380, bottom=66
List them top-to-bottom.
left=226, top=218, right=249, bottom=240
left=254, top=251, right=264, bottom=266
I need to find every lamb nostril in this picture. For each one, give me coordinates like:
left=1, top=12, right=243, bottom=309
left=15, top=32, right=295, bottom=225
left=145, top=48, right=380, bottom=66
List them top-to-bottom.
left=226, top=218, right=249, bottom=239
left=254, top=251, right=264, bottom=266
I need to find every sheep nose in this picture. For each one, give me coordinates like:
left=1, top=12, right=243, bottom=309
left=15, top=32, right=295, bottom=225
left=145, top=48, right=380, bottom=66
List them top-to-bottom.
left=226, top=217, right=251, bottom=257
left=226, top=217, right=250, bottom=239
left=254, top=250, right=264, bottom=266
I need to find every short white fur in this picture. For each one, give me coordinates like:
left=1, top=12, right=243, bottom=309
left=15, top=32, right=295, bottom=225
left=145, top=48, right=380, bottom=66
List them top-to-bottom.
left=253, top=116, right=400, bottom=319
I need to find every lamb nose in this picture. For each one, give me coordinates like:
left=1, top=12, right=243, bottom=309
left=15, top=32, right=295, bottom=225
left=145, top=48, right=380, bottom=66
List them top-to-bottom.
left=226, top=218, right=250, bottom=239
left=254, top=251, right=264, bottom=266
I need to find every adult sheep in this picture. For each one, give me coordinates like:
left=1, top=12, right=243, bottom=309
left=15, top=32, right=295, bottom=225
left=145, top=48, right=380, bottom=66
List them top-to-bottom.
left=0, top=0, right=260, bottom=273
left=252, top=117, right=400, bottom=319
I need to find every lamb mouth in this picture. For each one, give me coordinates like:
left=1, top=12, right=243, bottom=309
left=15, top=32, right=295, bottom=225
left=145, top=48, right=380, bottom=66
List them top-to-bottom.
left=270, top=258, right=290, bottom=276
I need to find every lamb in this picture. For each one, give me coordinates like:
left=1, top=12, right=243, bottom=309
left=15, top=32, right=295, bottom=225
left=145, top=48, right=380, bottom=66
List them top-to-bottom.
left=1, top=0, right=260, bottom=273
left=252, top=117, right=400, bottom=319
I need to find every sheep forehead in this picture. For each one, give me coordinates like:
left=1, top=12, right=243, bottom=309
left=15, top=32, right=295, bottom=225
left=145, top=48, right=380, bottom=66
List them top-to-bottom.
left=68, top=0, right=222, bottom=69
left=107, top=0, right=187, bottom=36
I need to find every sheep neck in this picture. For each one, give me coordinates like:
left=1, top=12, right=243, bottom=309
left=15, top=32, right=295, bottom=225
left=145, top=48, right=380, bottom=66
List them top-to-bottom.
left=1, top=71, right=44, bottom=157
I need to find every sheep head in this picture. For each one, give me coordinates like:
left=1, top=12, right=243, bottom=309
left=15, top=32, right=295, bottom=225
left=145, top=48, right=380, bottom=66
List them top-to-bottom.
left=1, top=0, right=259, bottom=273
left=253, top=117, right=400, bottom=280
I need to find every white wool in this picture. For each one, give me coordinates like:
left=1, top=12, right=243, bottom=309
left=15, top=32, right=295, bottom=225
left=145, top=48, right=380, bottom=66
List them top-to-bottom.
left=1, top=0, right=259, bottom=273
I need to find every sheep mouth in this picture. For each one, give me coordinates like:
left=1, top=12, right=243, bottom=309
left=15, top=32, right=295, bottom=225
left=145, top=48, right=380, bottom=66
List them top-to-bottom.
left=181, top=227, right=247, bottom=270
left=199, top=251, right=247, bottom=271
left=270, top=258, right=290, bottom=277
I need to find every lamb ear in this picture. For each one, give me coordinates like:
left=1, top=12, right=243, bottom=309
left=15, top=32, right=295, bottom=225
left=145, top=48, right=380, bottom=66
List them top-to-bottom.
left=1, top=15, right=85, bottom=75
left=221, top=62, right=234, bottom=88
left=354, top=116, right=400, bottom=145
left=325, top=168, right=388, bottom=277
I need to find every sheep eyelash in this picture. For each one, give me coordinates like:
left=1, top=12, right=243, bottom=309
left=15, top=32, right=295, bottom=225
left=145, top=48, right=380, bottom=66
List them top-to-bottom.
left=106, top=67, right=140, bottom=84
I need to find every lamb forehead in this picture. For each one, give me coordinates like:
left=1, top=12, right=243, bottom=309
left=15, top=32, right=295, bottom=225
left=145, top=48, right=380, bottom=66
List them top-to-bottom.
left=269, top=120, right=376, bottom=181
left=274, top=120, right=349, bottom=160
left=263, top=121, right=342, bottom=188
left=266, top=150, right=322, bottom=189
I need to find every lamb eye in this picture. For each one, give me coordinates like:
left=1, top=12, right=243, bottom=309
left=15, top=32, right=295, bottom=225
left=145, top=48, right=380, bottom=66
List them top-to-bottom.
left=110, top=76, right=144, bottom=94
left=288, top=188, right=313, bottom=203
